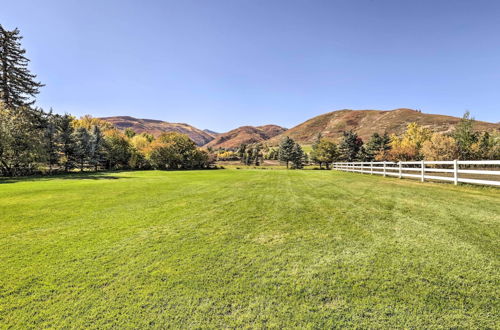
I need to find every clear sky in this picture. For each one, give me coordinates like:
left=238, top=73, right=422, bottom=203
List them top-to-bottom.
left=2, top=0, right=499, bottom=132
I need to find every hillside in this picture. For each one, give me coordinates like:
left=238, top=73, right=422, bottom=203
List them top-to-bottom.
left=268, top=108, right=500, bottom=145
left=100, top=116, right=214, bottom=146
left=204, top=125, right=287, bottom=149
left=203, top=129, right=220, bottom=138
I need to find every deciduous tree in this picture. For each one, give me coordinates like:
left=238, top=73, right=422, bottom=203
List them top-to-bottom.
left=453, top=111, right=478, bottom=160
left=421, top=133, right=458, bottom=161
left=311, top=137, right=338, bottom=169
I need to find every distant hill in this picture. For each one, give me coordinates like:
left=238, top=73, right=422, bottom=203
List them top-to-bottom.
left=268, top=108, right=500, bottom=145
left=100, top=116, right=214, bottom=146
left=204, top=125, right=287, bottom=149
left=203, top=129, right=220, bottom=138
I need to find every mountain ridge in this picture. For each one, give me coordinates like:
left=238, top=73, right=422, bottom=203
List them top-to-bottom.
left=268, top=108, right=500, bottom=145
left=101, top=109, right=500, bottom=148
left=100, top=116, right=215, bottom=146
left=204, top=125, right=287, bottom=149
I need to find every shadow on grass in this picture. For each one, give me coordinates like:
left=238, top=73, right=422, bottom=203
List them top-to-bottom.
left=0, top=171, right=133, bottom=184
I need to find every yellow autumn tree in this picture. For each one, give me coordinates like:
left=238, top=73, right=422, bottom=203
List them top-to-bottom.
left=72, top=114, right=114, bottom=131
left=388, top=123, right=432, bottom=161
left=421, top=133, right=458, bottom=160
left=130, top=134, right=153, bottom=153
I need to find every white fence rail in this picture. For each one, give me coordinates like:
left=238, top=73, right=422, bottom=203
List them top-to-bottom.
left=332, top=160, right=500, bottom=187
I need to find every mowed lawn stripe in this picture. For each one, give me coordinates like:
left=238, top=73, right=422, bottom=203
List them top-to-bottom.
left=0, top=170, right=498, bottom=328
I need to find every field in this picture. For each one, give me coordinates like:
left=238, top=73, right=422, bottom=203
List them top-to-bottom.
left=1, top=170, right=499, bottom=328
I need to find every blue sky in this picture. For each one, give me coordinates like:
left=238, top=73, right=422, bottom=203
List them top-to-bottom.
left=2, top=0, right=499, bottom=131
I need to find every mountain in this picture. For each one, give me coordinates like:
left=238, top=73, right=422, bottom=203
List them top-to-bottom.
left=268, top=108, right=500, bottom=145
left=100, top=116, right=214, bottom=146
left=204, top=125, right=287, bottom=149
left=203, top=129, right=220, bottom=138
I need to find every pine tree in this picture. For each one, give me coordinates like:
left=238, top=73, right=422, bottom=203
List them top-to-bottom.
left=0, top=25, right=44, bottom=109
left=0, top=104, right=45, bottom=176
left=44, top=110, right=59, bottom=173
left=58, top=114, right=76, bottom=172
left=89, top=125, right=105, bottom=171
left=73, top=127, right=91, bottom=172
left=124, top=128, right=136, bottom=139
left=338, top=131, right=363, bottom=161
left=365, top=132, right=390, bottom=161
left=278, top=136, right=295, bottom=168
left=290, top=143, right=304, bottom=169
left=238, top=144, right=247, bottom=164
left=252, top=144, right=262, bottom=166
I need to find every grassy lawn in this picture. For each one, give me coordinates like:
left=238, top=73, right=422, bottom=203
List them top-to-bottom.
left=0, top=170, right=499, bottom=328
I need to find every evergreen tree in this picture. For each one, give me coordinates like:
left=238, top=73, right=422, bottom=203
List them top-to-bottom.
left=0, top=25, right=44, bottom=109
left=0, top=104, right=45, bottom=176
left=44, top=110, right=59, bottom=173
left=58, top=114, right=76, bottom=172
left=89, top=125, right=105, bottom=171
left=73, top=127, right=91, bottom=172
left=124, top=128, right=136, bottom=139
left=338, top=131, right=363, bottom=161
left=477, top=131, right=492, bottom=159
left=365, top=132, right=390, bottom=160
left=278, top=136, right=295, bottom=168
left=290, top=143, right=304, bottom=169
left=238, top=144, right=248, bottom=164
left=252, top=144, right=263, bottom=166
left=356, top=145, right=371, bottom=161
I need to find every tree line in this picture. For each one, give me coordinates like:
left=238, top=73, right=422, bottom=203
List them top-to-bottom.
left=0, top=25, right=212, bottom=177
left=307, top=112, right=499, bottom=167
left=212, top=113, right=499, bottom=169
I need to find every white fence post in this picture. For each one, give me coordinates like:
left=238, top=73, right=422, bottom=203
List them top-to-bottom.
left=454, top=159, right=458, bottom=185
left=421, top=160, right=425, bottom=182
left=370, top=161, right=373, bottom=175
left=399, top=161, right=402, bottom=179
left=383, top=162, right=386, bottom=177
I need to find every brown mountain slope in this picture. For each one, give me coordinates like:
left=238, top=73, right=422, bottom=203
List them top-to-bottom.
left=268, top=108, right=500, bottom=145
left=100, top=116, right=214, bottom=146
left=205, top=125, right=287, bottom=149
left=203, top=129, right=220, bottom=138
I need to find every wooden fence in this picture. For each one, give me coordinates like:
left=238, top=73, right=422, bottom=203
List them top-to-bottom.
left=332, top=160, right=500, bottom=187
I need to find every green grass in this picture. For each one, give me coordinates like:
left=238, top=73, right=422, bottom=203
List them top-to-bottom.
left=301, top=144, right=313, bottom=153
left=1, top=170, right=499, bottom=328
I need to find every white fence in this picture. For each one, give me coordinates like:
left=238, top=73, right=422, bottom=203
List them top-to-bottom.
left=332, top=160, right=500, bottom=187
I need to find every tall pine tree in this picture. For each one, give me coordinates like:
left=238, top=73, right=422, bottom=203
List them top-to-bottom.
left=0, top=25, right=44, bottom=109
left=44, top=109, right=59, bottom=173
left=58, top=114, right=76, bottom=172
left=89, top=125, right=105, bottom=171
left=73, top=127, right=91, bottom=172
left=338, top=131, right=363, bottom=161
left=278, top=136, right=295, bottom=169
left=290, top=143, right=304, bottom=169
